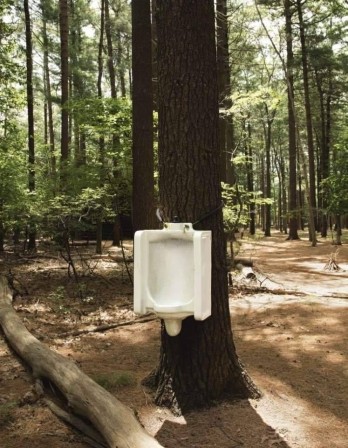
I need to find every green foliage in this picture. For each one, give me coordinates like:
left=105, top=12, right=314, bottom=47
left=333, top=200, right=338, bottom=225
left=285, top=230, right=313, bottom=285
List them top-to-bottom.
left=229, top=86, right=282, bottom=120
left=0, top=126, right=28, bottom=232
left=321, top=149, right=348, bottom=215
left=222, top=182, right=273, bottom=231
left=40, top=185, right=115, bottom=244
left=48, top=286, right=71, bottom=313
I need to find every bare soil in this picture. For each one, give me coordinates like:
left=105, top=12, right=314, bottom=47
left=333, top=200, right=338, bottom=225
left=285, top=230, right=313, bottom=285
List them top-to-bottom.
left=0, top=231, right=347, bottom=448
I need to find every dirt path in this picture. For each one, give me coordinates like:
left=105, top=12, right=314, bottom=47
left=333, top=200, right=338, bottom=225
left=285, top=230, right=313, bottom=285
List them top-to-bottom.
left=0, top=232, right=347, bottom=447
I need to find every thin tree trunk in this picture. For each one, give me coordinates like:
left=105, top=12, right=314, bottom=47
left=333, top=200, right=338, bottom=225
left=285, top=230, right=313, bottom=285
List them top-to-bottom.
left=24, top=0, right=36, bottom=251
left=59, top=0, right=69, bottom=166
left=96, top=0, right=106, bottom=255
left=105, top=0, right=121, bottom=246
left=105, top=0, right=117, bottom=99
left=42, top=15, right=56, bottom=176
left=116, top=30, right=126, bottom=98
left=315, top=71, right=327, bottom=237
left=321, top=75, right=333, bottom=237
left=264, top=108, right=275, bottom=237
left=246, top=121, right=255, bottom=235
left=275, top=147, right=287, bottom=234
left=0, top=212, right=4, bottom=252
left=335, top=215, right=342, bottom=245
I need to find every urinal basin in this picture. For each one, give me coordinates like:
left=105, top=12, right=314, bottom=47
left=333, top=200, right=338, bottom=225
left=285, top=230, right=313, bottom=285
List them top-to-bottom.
left=133, top=222, right=212, bottom=336
left=152, top=300, right=193, bottom=314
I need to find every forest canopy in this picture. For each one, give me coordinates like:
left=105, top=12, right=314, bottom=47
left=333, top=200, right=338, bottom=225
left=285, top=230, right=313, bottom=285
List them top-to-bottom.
left=0, top=0, right=347, bottom=249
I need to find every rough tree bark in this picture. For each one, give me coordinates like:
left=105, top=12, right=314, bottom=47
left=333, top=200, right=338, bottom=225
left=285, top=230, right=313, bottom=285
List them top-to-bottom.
left=24, top=0, right=36, bottom=251
left=41, top=0, right=56, bottom=177
left=59, top=0, right=69, bottom=165
left=96, top=0, right=106, bottom=255
left=132, top=0, right=155, bottom=232
left=147, top=0, right=259, bottom=415
left=216, top=0, right=236, bottom=185
left=284, top=0, right=299, bottom=240
left=296, top=0, right=317, bottom=235
left=245, top=120, right=255, bottom=235
left=0, top=276, right=162, bottom=448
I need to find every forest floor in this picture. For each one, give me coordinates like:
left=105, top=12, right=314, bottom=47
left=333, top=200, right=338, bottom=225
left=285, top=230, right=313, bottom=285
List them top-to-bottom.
left=0, top=230, right=347, bottom=448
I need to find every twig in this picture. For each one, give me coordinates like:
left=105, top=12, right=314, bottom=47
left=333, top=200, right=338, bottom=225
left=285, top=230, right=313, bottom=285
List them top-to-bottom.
left=55, top=315, right=157, bottom=338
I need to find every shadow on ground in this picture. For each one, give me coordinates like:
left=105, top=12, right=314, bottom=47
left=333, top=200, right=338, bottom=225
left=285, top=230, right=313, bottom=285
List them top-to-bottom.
left=155, top=400, right=290, bottom=448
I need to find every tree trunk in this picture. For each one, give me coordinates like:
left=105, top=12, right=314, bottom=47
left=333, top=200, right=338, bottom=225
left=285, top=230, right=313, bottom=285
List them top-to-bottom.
left=24, top=0, right=36, bottom=251
left=59, top=0, right=69, bottom=166
left=70, top=0, right=86, bottom=168
left=96, top=0, right=106, bottom=255
left=105, top=0, right=122, bottom=246
left=105, top=0, right=117, bottom=99
left=132, top=0, right=155, bottom=233
left=149, top=0, right=259, bottom=415
left=216, top=0, right=231, bottom=183
left=216, top=0, right=236, bottom=186
left=284, top=0, right=299, bottom=240
left=296, top=0, right=317, bottom=235
left=41, top=1, right=56, bottom=177
left=116, top=30, right=126, bottom=98
left=316, top=71, right=329, bottom=237
left=321, top=75, right=333, bottom=237
left=264, top=109, right=274, bottom=238
left=246, top=121, right=255, bottom=235
left=275, top=147, right=287, bottom=234
left=260, top=154, right=265, bottom=231
left=335, top=215, right=342, bottom=245
left=0, top=219, right=4, bottom=252
left=0, top=277, right=162, bottom=448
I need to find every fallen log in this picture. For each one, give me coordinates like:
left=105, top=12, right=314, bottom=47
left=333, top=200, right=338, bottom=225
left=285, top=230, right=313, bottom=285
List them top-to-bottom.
left=0, top=275, right=163, bottom=448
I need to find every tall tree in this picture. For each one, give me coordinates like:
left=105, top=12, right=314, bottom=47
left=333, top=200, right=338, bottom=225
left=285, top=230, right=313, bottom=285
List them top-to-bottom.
left=24, top=0, right=36, bottom=251
left=41, top=0, right=56, bottom=177
left=59, top=0, right=69, bottom=165
left=70, top=0, right=86, bottom=167
left=96, top=0, right=106, bottom=255
left=105, top=0, right=121, bottom=246
left=105, top=0, right=117, bottom=99
left=132, top=0, right=155, bottom=232
left=148, top=0, right=259, bottom=413
left=216, top=0, right=235, bottom=183
left=284, top=0, right=299, bottom=240
left=296, top=0, right=317, bottom=235
left=263, top=103, right=276, bottom=237
left=245, top=120, right=256, bottom=235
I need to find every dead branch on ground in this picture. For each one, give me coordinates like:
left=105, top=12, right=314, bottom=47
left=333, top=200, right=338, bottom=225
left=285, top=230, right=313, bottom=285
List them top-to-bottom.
left=324, top=248, right=342, bottom=272
left=0, top=275, right=163, bottom=448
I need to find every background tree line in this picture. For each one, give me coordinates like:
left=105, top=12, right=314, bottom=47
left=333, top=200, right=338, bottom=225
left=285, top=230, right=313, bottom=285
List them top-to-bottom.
left=0, top=0, right=348, bottom=253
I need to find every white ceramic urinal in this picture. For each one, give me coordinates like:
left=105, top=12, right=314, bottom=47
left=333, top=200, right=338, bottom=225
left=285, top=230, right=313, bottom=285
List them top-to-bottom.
left=134, top=222, right=211, bottom=336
